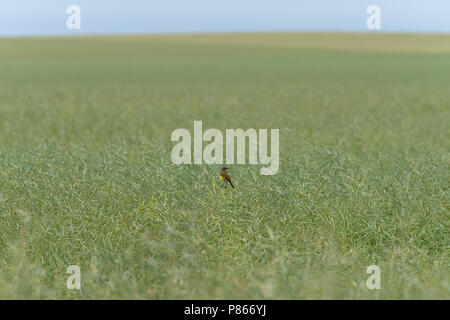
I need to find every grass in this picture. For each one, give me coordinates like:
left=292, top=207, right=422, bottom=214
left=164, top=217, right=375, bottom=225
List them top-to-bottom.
left=0, top=33, right=448, bottom=299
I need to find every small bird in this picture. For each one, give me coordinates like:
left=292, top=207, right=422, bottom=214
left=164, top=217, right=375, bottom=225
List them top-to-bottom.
left=219, top=167, right=234, bottom=188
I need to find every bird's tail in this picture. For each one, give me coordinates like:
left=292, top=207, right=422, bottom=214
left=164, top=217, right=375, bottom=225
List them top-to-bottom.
left=228, top=179, right=235, bottom=188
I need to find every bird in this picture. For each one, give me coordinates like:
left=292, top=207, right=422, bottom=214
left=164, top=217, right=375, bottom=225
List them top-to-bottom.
left=219, top=167, right=234, bottom=188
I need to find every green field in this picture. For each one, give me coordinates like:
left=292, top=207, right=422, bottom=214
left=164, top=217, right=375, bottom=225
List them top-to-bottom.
left=0, top=33, right=448, bottom=299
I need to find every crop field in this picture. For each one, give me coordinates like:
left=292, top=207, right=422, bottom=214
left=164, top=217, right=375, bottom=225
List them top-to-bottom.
left=0, top=33, right=448, bottom=299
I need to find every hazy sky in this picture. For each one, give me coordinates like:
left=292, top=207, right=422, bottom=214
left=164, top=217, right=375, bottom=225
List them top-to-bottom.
left=1, top=0, right=449, bottom=36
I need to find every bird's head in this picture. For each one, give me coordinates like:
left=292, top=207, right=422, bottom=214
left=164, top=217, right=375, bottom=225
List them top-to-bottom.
left=221, top=167, right=229, bottom=170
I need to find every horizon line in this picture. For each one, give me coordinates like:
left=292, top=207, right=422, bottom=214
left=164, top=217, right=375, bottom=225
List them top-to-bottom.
left=2, top=30, right=450, bottom=39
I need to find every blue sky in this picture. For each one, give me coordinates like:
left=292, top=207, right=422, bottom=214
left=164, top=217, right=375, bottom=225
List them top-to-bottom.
left=1, top=0, right=449, bottom=36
